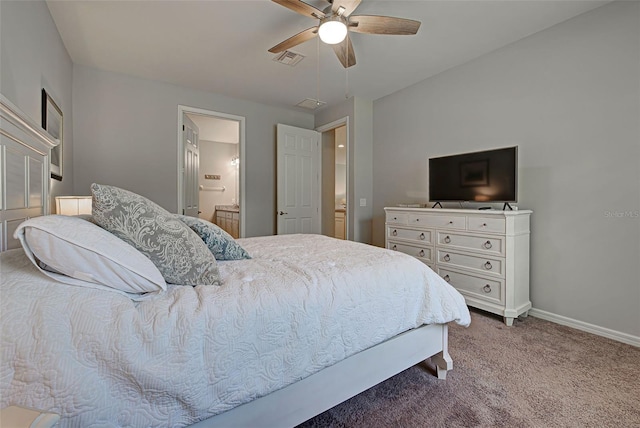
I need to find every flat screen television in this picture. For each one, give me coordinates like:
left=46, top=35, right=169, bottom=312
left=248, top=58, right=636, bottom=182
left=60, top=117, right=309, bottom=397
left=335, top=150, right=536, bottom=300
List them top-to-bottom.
left=429, top=146, right=517, bottom=203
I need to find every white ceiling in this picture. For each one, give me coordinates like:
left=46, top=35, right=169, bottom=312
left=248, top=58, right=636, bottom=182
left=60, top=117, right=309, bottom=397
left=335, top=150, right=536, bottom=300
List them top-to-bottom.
left=46, top=0, right=610, bottom=111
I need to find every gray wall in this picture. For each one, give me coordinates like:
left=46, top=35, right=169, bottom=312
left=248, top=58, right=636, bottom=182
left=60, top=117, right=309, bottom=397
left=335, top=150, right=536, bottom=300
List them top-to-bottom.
left=0, top=0, right=74, bottom=207
left=372, top=1, right=640, bottom=336
left=72, top=65, right=314, bottom=237
left=315, top=97, right=374, bottom=244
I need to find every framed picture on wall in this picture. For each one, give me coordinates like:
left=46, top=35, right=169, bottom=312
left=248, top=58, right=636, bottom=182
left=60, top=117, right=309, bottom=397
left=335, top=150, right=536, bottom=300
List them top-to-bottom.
left=41, top=88, right=63, bottom=181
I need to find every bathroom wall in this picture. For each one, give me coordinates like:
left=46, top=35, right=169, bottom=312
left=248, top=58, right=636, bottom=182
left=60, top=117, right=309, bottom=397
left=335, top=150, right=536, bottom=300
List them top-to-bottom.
left=198, top=140, right=238, bottom=221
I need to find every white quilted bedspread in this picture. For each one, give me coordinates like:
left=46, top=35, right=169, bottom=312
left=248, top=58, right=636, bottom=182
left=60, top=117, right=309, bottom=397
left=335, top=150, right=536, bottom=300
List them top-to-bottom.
left=1, top=234, right=470, bottom=427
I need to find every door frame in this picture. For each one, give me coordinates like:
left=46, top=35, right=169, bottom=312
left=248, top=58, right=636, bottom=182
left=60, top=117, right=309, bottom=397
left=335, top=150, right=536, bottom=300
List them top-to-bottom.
left=177, top=105, right=246, bottom=237
left=316, top=116, right=350, bottom=240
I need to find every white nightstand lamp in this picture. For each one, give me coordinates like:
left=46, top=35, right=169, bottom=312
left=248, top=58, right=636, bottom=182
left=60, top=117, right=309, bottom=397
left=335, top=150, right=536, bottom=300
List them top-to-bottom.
left=55, top=196, right=92, bottom=216
left=0, top=406, right=60, bottom=427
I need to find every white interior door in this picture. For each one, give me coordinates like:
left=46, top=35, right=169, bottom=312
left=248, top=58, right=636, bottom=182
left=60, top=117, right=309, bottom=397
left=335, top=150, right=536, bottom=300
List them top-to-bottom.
left=183, top=115, right=200, bottom=217
left=277, top=124, right=320, bottom=235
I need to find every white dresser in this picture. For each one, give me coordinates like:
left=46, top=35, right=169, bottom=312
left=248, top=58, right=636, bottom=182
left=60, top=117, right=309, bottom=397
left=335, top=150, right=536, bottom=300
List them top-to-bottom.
left=384, top=207, right=532, bottom=326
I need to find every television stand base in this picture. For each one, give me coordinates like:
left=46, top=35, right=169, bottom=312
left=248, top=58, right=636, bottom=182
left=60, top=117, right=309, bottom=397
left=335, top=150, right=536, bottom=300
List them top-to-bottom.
left=432, top=202, right=443, bottom=208
left=503, top=202, right=513, bottom=211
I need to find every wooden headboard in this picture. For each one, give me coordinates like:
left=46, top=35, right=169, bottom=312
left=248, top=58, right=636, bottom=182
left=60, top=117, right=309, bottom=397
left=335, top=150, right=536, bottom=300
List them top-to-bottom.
left=0, top=94, right=57, bottom=252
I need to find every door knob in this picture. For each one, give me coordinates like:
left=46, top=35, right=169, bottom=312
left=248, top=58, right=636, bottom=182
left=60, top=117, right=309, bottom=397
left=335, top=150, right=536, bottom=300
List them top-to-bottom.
left=278, top=211, right=288, bottom=215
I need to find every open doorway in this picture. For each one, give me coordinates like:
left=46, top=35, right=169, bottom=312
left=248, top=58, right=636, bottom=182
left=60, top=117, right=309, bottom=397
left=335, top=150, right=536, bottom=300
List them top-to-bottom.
left=177, top=106, right=246, bottom=238
left=317, top=118, right=349, bottom=240
left=334, top=126, right=347, bottom=239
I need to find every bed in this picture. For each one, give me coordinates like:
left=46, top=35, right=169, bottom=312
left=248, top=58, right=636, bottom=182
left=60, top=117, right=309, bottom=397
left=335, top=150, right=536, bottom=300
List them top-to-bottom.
left=0, top=94, right=471, bottom=427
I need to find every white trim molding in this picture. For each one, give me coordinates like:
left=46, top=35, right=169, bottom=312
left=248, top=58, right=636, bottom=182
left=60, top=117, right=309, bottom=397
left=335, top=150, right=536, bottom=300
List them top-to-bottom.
left=529, top=308, right=640, bottom=347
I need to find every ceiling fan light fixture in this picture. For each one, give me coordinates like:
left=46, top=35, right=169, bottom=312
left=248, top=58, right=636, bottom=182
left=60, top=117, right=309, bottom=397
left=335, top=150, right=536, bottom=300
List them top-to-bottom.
left=270, top=0, right=421, bottom=68
left=318, top=16, right=348, bottom=45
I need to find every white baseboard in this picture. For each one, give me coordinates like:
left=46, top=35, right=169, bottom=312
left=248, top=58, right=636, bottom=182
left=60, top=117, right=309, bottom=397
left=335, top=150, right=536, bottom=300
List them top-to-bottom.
left=528, top=308, right=640, bottom=348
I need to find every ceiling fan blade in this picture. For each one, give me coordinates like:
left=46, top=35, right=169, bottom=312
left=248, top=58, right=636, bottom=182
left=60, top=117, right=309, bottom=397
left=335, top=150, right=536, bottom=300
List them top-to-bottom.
left=272, top=0, right=325, bottom=19
left=332, top=0, right=362, bottom=18
left=349, top=15, right=421, bottom=35
left=269, top=27, right=318, bottom=53
left=332, top=35, right=356, bottom=68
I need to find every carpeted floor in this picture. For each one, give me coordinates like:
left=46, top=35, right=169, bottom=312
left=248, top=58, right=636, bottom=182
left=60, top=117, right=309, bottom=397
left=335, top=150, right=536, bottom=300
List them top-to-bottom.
left=298, top=309, right=640, bottom=428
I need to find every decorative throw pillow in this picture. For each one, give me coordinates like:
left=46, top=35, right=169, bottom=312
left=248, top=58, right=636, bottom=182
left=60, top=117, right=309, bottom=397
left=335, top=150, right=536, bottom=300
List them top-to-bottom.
left=91, top=183, right=221, bottom=286
left=14, top=215, right=166, bottom=298
left=175, top=215, right=251, bottom=261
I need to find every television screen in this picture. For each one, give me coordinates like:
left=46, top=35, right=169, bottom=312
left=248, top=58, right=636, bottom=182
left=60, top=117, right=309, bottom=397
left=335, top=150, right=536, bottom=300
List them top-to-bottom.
left=429, top=147, right=517, bottom=202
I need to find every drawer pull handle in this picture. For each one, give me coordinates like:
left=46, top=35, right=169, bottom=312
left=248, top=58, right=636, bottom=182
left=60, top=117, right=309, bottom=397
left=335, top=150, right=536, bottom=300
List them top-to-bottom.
left=416, top=218, right=420, bottom=222
left=448, top=221, right=453, bottom=224
left=482, top=223, right=487, bottom=227
left=392, top=229, right=398, bottom=236
left=419, top=233, right=425, bottom=240
left=444, top=236, right=451, bottom=244
left=483, top=240, right=492, bottom=249
left=392, top=245, right=397, bottom=251
left=419, top=250, right=425, bottom=257
left=443, top=254, right=450, bottom=262
left=484, top=261, right=493, bottom=270
left=443, top=275, right=450, bottom=283
left=483, top=284, right=492, bottom=293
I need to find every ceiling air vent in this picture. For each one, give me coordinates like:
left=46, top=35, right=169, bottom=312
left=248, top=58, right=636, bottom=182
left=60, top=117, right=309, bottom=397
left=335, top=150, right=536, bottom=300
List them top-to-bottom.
left=273, top=50, right=305, bottom=66
left=296, top=98, right=326, bottom=110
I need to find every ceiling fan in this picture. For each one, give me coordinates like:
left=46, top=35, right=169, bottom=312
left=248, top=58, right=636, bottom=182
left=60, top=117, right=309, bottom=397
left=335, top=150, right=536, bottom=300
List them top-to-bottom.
left=269, top=0, right=421, bottom=68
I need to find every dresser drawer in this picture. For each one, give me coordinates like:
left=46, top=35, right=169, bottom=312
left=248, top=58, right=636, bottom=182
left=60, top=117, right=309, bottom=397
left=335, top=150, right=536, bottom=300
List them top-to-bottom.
left=386, top=212, right=408, bottom=225
left=408, top=214, right=466, bottom=230
left=467, top=216, right=505, bottom=234
left=387, top=227, right=433, bottom=244
left=437, top=231, right=505, bottom=256
left=388, top=242, right=433, bottom=263
left=436, top=249, right=505, bottom=277
left=437, top=268, right=503, bottom=304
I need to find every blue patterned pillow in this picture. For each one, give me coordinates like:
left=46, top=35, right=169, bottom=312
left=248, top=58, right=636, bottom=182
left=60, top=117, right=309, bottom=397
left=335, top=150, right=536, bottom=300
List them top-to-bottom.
left=91, top=184, right=221, bottom=286
left=176, top=215, right=251, bottom=261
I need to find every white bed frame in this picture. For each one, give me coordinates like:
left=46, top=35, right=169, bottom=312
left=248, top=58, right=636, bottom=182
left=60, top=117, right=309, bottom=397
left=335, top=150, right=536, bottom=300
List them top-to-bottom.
left=0, top=93, right=454, bottom=428
left=191, top=323, right=452, bottom=428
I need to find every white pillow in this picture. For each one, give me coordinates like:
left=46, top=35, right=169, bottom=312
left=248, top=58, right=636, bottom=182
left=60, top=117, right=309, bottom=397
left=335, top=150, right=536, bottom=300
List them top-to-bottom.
left=14, top=215, right=166, bottom=299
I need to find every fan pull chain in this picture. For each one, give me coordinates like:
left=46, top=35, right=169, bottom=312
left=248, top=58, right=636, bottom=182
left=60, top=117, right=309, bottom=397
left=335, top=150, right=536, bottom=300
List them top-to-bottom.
left=345, top=35, right=350, bottom=99
left=316, top=37, right=321, bottom=106
left=345, top=64, right=349, bottom=99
